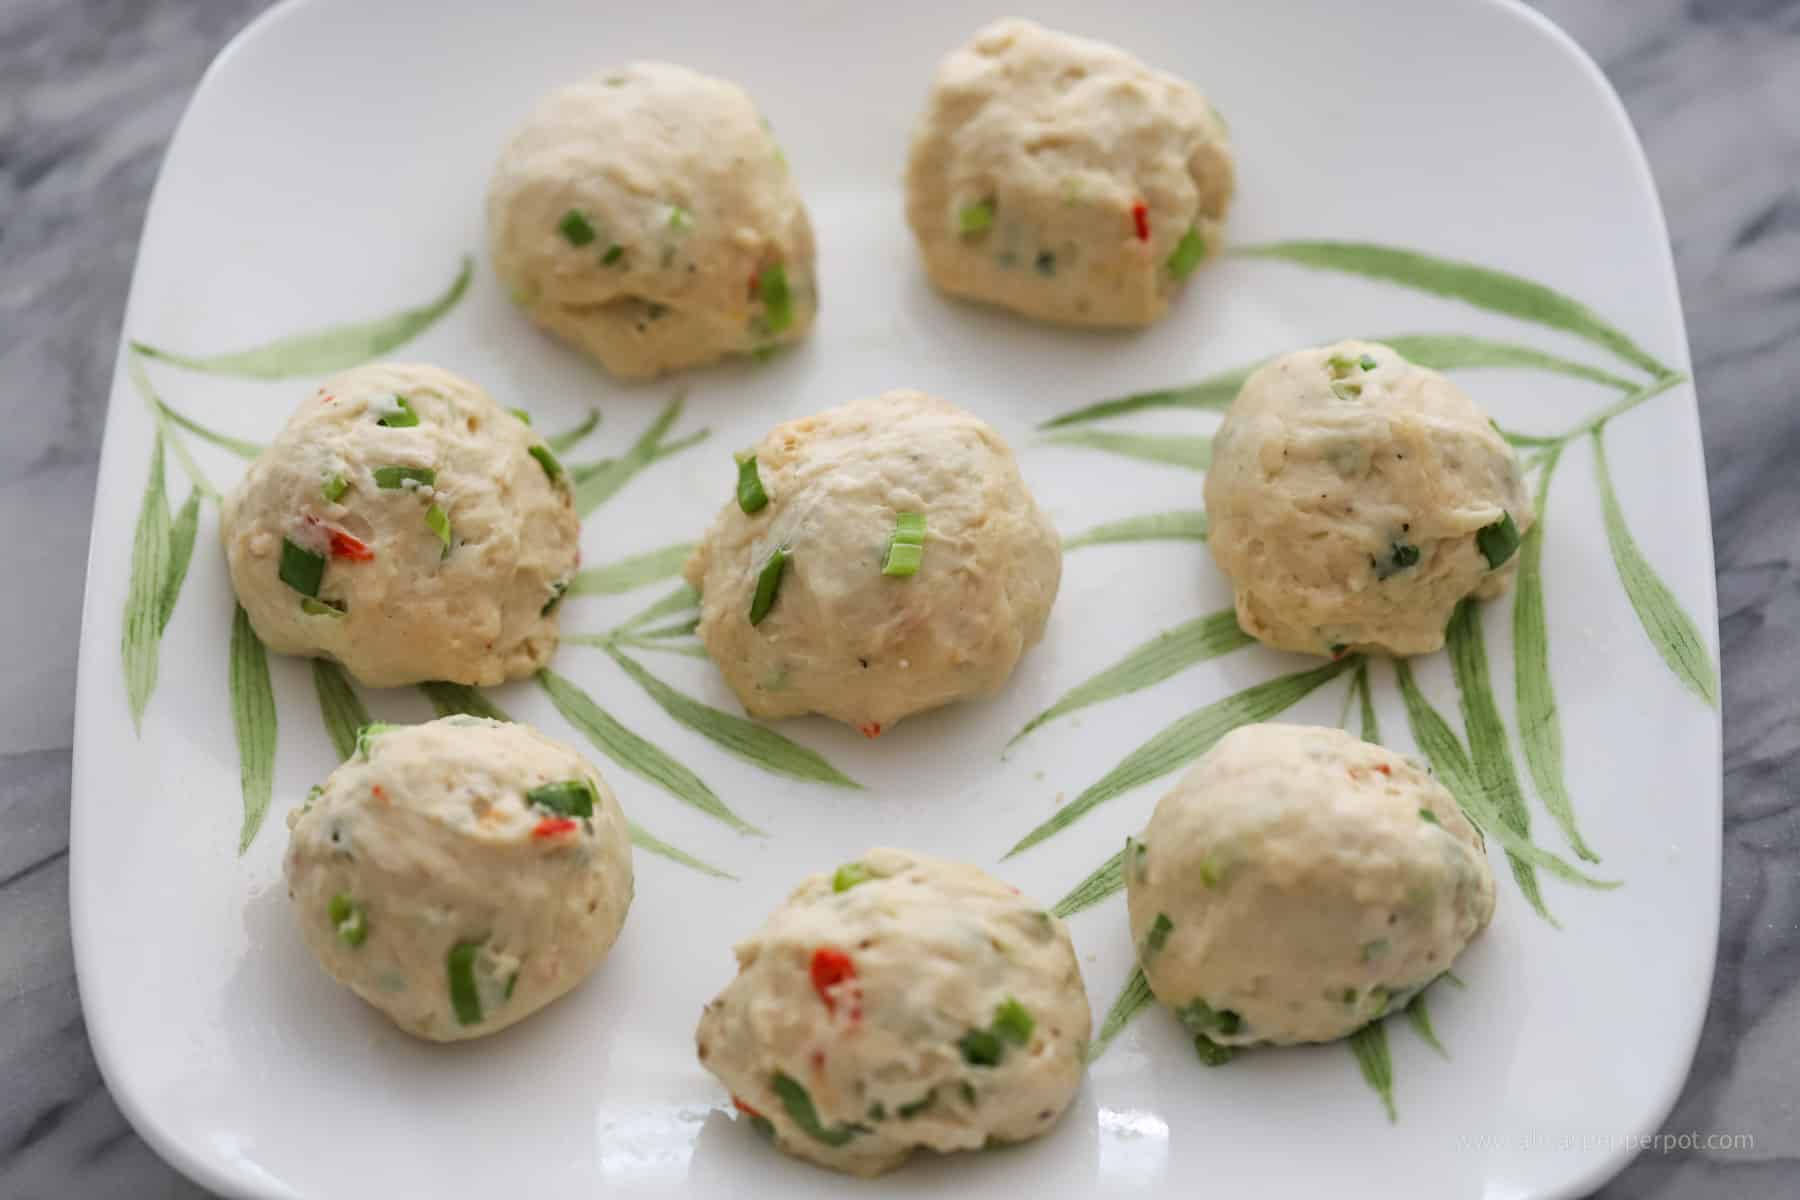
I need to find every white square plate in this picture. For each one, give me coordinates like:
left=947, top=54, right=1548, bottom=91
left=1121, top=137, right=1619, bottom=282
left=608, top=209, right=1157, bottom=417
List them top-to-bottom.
left=71, top=1, right=1721, bottom=1196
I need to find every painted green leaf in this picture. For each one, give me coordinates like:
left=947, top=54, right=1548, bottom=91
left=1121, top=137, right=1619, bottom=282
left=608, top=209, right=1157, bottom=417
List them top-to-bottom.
left=1236, top=241, right=1671, bottom=377
left=131, top=256, right=473, bottom=379
left=1378, top=334, right=1637, bottom=393
left=129, top=351, right=217, bottom=499
left=1040, top=364, right=1254, bottom=430
left=573, top=394, right=710, bottom=517
left=156, top=399, right=265, bottom=459
left=546, top=409, right=601, bottom=453
left=1042, top=430, right=1212, bottom=472
left=1592, top=430, right=1719, bottom=707
left=122, top=436, right=172, bottom=733
left=1513, top=447, right=1599, bottom=862
left=157, top=488, right=201, bottom=636
left=1064, top=510, right=1208, bottom=551
left=567, top=543, right=695, bottom=597
left=615, top=583, right=700, bottom=634
left=1445, top=599, right=1552, bottom=920
left=229, top=604, right=277, bottom=853
left=1010, top=609, right=1253, bottom=746
left=633, top=617, right=700, bottom=640
left=608, top=635, right=709, bottom=660
left=604, top=645, right=860, bottom=788
left=1006, top=657, right=1354, bottom=858
left=1392, top=659, right=1615, bottom=895
left=312, top=660, right=372, bottom=761
left=1355, top=661, right=1381, bottom=745
left=537, top=668, right=762, bottom=835
left=419, top=680, right=513, bottom=721
left=628, top=820, right=735, bottom=880
left=1051, top=848, right=1125, bottom=919
left=1087, top=966, right=1156, bottom=1064
left=1406, top=992, right=1448, bottom=1058
left=1347, top=1021, right=1396, bottom=1122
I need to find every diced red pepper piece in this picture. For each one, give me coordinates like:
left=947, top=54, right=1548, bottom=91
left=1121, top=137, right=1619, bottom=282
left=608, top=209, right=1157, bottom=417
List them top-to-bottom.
left=1132, top=201, right=1150, bottom=242
left=329, top=529, right=374, bottom=561
left=857, top=722, right=882, bottom=740
left=532, top=816, right=578, bottom=839
left=810, top=947, right=856, bottom=1014
left=732, top=1096, right=763, bottom=1118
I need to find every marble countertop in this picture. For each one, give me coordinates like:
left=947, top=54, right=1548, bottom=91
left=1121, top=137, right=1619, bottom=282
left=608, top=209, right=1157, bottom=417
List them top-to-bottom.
left=2, top=1, right=1795, bottom=1196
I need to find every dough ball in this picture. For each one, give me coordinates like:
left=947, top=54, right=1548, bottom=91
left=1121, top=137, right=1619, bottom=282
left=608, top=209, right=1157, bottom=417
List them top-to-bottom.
left=905, top=18, right=1234, bottom=326
left=487, top=63, right=817, bottom=378
left=1204, top=340, right=1535, bottom=657
left=221, top=363, right=579, bottom=687
left=684, top=390, right=1061, bottom=734
left=284, top=717, right=634, bottom=1041
left=1125, top=723, right=1495, bottom=1048
left=696, top=848, right=1089, bottom=1176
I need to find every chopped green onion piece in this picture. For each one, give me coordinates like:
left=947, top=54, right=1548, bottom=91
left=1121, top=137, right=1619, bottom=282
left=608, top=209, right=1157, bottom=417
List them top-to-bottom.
left=958, top=199, right=995, bottom=235
left=667, top=205, right=693, bottom=231
left=558, top=209, right=597, bottom=246
left=1166, top=227, right=1207, bottom=278
left=602, top=243, right=625, bottom=266
left=1034, top=250, right=1056, bottom=277
left=757, top=262, right=793, bottom=335
left=1327, top=354, right=1357, bottom=375
left=1359, top=354, right=1378, bottom=371
left=376, top=396, right=420, bottom=427
left=509, top=407, right=532, bottom=425
left=529, top=444, right=565, bottom=485
left=735, top=453, right=769, bottom=513
left=372, top=465, right=436, bottom=489
left=321, top=473, right=349, bottom=503
left=425, top=504, right=451, bottom=555
left=883, top=512, right=927, bottom=577
left=893, top=512, right=926, bottom=542
left=1477, top=513, right=1521, bottom=569
left=278, top=537, right=326, bottom=597
left=1376, top=541, right=1420, bottom=579
left=748, top=547, right=789, bottom=626
left=541, top=579, right=569, bottom=617
left=300, top=596, right=345, bottom=618
left=355, top=722, right=397, bottom=760
left=526, top=778, right=596, bottom=818
left=1419, top=808, right=1442, bottom=826
left=1128, top=836, right=1149, bottom=883
left=1198, top=854, right=1223, bottom=888
left=832, top=862, right=873, bottom=893
left=328, top=894, right=368, bottom=947
left=1145, top=912, right=1174, bottom=954
left=1361, top=938, right=1390, bottom=962
left=448, top=940, right=484, bottom=1026
left=505, top=970, right=520, bottom=1001
left=1341, top=987, right=1358, bottom=1005
left=992, top=998, right=1034, bottom=1045
left=1215, top=1009, right=1242, bottom=1036
left=958, top=1028, right=1004, bottom=1067
left=1194, top=1035, right=1237, bottom=1066
left=772, top=1072, right=863, bottom=1146
left=959, top=1081, right=978, bottom=1107
left=897, top=1091, right=935, bottom=1119
left=866, top=1102, right=887, bottom=1122
left=747, top=1113, right=775, bottom=1140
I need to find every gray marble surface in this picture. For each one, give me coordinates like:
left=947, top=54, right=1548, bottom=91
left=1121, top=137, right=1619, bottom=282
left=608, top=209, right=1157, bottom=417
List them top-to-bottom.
left=1, top=0, right=1795, bottom=1196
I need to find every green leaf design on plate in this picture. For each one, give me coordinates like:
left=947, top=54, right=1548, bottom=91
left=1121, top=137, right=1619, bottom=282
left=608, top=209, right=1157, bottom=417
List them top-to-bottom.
left=1236, top=241, right=1671, bottom=378
left=131, top=257, right=473, bottom=380
left=1378, top=334, right=1637, bottom=393
left=128, top=351, right=216, bottom=499
left=1040, top=364, right=1255, bottom=429
left=572, top=394, right=710, bottom=518
left=155, top=398, right=265, bottom=459
left=546, top=409, right=601, bottom=453
left=1592, top=429, right=1719, bottom=707
left=1042, top=430, right=1212, bottom=472
left=122, top=436, right=172, bottom=733
left=1513, top=446, right=1599, bottom=862
left=157, top=488, right=201, bottom=637
left=1064, top=510, right=1208, bottom=551
left=567, top=543, right=695, bottom=597
left=615, top=583, right=700, bottom=634
left=1445, top=599, right=1552, bottom=920
left=229, top=604, right=277, bottom=853
left=1010, top=609, right=1253, bottom=746
left=633, top=617, right=700, bottom=640
left=606, top=636, right=709, bottom=660
left=602, top=644, right=860, bottom=788
left=1005, top=657, right=1354, bottom=858
left=1392, top=658, right=1615, bottom=901
left=312, top=660, right=371, bottom=762
left=1355, top=661, right=1381, bottom=745
left=537, top=668, right=763, bottom=835
left=418, top=680, right=513, bottom=722
left=628, top=821, right=735, bottom=880
left=1051, top=847, right=1125, bottom=919
left=1087, top=966, right=1156, bottom=1063
left=1406, top=991, right=1448, bottom=1058
left=1347, top=1020, right=1396, bottom=1122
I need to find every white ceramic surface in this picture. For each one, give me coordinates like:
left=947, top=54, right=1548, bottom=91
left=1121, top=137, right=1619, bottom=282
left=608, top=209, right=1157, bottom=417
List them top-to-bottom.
left=70, top=1, right=1721, bottom=1197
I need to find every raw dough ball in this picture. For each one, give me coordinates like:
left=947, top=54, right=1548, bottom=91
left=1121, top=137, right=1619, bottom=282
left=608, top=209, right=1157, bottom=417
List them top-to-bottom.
left=905, top=18, right=1234, bottom=326
left=487, top=62, right=817, bottom=378
left=1204, top=340, right=1535, bottom=657
left=221, top=363, right=579, bottom=687
left=684, top=390, right=1061, bottom=734
left=284, top=717, right=634, bottom=1041
left=1125, top=723, right=1495, bottom=1048
left=696, top=848, right=1090, bottom=1176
